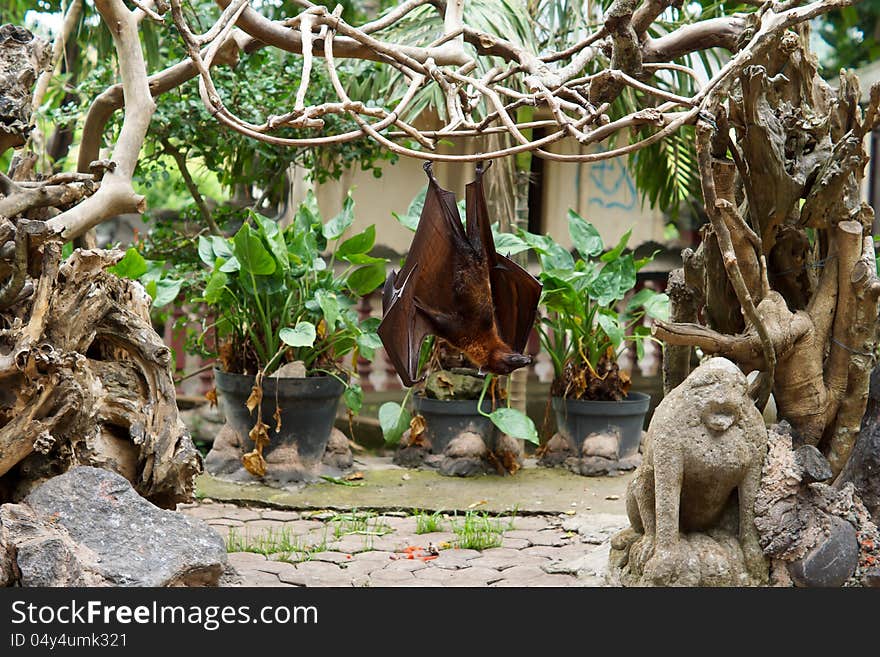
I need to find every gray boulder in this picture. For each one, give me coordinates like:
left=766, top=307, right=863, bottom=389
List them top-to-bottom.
left=1, top=466, right=227, bottom=586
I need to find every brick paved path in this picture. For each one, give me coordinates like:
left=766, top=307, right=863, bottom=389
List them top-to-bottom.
left=180, top=501, right=628, bottom=587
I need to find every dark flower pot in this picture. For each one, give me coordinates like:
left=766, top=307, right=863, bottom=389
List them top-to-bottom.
left=214, top=368, right=344, bottom=464
left=552, top=392, right=651, bottom=459
left=412, top=395, right=497, bottom=454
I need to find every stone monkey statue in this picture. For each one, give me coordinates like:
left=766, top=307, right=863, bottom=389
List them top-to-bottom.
left=614, top=357, right=769, bottom=586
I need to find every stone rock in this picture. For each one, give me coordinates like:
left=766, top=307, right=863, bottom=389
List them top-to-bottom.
left=614, top=357, right=769, bottom=586
left=272, top=361, right=307, bottom=378
left=838, top=364, right=880, bottom=523
left=424, top=369, right=485, bottom=400
left=204, top=423, right=243, bottom=476
left=755, top=424, right=880, bottom=586
left=322, top=428, right=353, bottom=470
left=439, top=432, right=488, bottom=477
left=444, top=432, right=488, bottom=459
left=582, top=432, right=619, bottom=460
left=538, top=433, right=572, bottom=467
left=793, top=445, right=832, bottom=484
left=570, top=455, right=616, bottom=476
left=439, top=457, right=486, bottom=477
left=1, top=466, right=227, bottom=586
left=561, top=513, right=629, bottom=544
left=787, top=516, right=858, bottom=587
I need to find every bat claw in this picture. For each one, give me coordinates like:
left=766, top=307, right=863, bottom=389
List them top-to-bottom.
left=423, top=160, right=434, bottom=175
left=475, top=160, right=493, bottom=177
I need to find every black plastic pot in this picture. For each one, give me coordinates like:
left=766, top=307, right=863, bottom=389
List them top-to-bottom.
left=214, top=368, right=344, bottom=463
left=552, top=392, right=650, bottom=458
left=412, top=395, right=497, bottom=454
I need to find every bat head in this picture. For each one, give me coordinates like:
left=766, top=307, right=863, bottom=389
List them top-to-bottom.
left=487, top=349, right=532, bottom=375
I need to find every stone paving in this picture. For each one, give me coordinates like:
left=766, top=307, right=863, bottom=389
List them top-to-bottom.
left=179, top=501, right=629, bottom=587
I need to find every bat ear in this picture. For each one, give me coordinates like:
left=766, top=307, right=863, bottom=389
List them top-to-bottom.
left=423, top=160, right=436, bottom=181
left=475, top=160, right=493, bottom=178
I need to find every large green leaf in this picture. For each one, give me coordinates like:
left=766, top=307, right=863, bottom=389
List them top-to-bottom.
left=323, top=194, right=355, bottom=240
left=568, top=210, right=604, bottom=258
left=253, top=212, right=289, bottom=271
left=232, top=225, right=276, bottom=276
left=338, top=225, right=376, bottom=259
left=601, top=228, right=633, bottom=263
left=197, top=236, right=216, bottom=267
left=109, top=248, right=148, bottom=280
left=588, top=256, right=636, bottom=306
left=347, top=262, right=386, bottom=295
left=203, top=270, right=228, bottom=304
left=151, top=278, right=184, bottom=308
left=314, top=289, right=340, bottom=330
left=627, top=289, right=670, bottom=320
left=597, top=310, right=625, bottom=349
left=279, top=322, right=317, bottom=347
left=356, top=332, right=383, bottom=360
left=379, top=401, right=411, bottom=446
left=488, top=408, right=539, bottom=445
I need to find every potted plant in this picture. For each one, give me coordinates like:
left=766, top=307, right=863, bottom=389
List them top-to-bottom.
left=379, top=190, right=538, bottom=475
left=195, top=192, right=386, bottom=478
left=521, top=210, right=669, bottom=472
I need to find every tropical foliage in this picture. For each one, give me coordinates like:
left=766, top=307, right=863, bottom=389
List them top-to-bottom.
left=195, top=194, right=386, bottom=413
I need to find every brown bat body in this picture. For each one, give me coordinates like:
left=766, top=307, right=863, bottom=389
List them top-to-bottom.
left=378, top=162, right=542, bottom=387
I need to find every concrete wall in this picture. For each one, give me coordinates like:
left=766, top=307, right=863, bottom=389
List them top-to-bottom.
left=310, top=137, right=666, bottom=253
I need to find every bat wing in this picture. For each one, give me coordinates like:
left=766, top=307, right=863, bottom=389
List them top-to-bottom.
left=378, top=162, right=473, bottom=385
left=465, top=163, right=542, bottom=353
left=490, top=254, right=542, bottom=353
left=378, top=266, right=434, bottom=386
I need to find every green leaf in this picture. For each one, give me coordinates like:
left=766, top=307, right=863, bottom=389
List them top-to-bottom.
left=323, top=194, right=355, bottom=240
left=568, top=210, right=604, bottom=258
left=392, top=211, right=420, bottom=232
left=253, top=212, right=289, bottom=271
left=232, top=224, right=276, bottom=276
left=338, top=225, right=376, bottom=259
left=600, top=228, right=633, bottom=263
left=492, top=231, right=530, bottom=256
left=197, top=236, right=215, bottom=267
left=211, top=236, right=233, bottom=259
left=109, top=248, right=148, bottom=280
left=219, top=256, right=241, bottom=273
left=588, top=256, right=637, bottom=306
left=347, top=262, right=386, bottom=295
left=203, top=270, right=228, bottom=304
left=151, top=278, right=184, bottom=308
left=315, top=289, right=340, bottom=330
left=627, top=289, right=670, bottom=320
left=597, top=310, right=625, bottom=349
left=280, top=322, right=317, bottom=347
left=633, top=325, right=653, bottom=360
left=356, top=332, right=383, bottom=360
left=343, top=384, right=364, bottom=415
left=379, top=401, right=411, bottom=446
left=488, top=408, right=539, bottom=445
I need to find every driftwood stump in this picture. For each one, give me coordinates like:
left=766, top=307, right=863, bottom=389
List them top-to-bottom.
left=0, top=239, right=201, bottom=508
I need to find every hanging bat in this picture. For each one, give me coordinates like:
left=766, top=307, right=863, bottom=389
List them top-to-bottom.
left=378, top=161, right=542, bottom=387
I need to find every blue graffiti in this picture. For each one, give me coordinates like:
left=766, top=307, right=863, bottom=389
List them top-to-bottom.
left=586, top=158, right=637, bottom=211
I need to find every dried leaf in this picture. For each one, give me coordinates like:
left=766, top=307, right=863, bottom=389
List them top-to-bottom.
left=316, top=318, right=327, bottom=340
left=246, top=383, right=263, bottom=414
left=205, top=387, right=218, bottom=407
left=273, top=405, right=282, bottom=433
left=409, top=414, right=426, bottom=440
left=249, top=420, right=270, bottom=449
left=241, top=450, right=266, bottom=477
left=344, top=471, right=364, bottom=481
left=467, top=500, right=488, bottom=509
